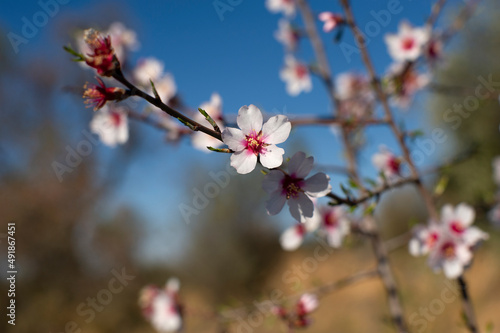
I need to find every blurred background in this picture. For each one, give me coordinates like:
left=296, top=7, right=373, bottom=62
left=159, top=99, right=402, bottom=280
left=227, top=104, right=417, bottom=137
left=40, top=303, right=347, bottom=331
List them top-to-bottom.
left=0, top=0, right=499, bottom=332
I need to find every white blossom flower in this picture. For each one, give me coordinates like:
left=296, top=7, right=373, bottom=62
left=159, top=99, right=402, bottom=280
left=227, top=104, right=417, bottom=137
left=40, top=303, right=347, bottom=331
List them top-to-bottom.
left=266, top=0, right=296, bottom=17
left=318, top=12, right=343, bottom=32
left=274, top=19, right=299, bottom=51
left=384, top=21, right=430, bottom=62
left=106, top=22, right=139, bottom=62
left=280, top=55, right=312, bottom=96
left=133, top=57, right=165, bottom=87
left=386, top=62, right=430, bottom=109
left=155, top=74, right=177, bottom=103
left=192, top=93, right=224, bottom=152
left=90, top=105, right=128, bottom=147
left=222, top=105, right=291, bottom=174
left=372, top=146, right=402, bottom=180
left=263, top=152, right=332, bottom=222
left=441, top=203, right=489, bottom=246
left=320, top=206, right=350, bottom=248
left=280, top=207, right=321, bottom=251
left=409, top=223, right=442, bottom=257
left=427, top=234, right=473, bottom=279
left=139, top=278, right=182, bottom=333
left=296, top=293, right=318, bottom=315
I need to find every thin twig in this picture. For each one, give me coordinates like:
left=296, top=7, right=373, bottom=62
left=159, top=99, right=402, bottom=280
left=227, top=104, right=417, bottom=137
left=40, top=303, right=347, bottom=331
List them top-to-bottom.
left=458, top=276, right=480, bottom=333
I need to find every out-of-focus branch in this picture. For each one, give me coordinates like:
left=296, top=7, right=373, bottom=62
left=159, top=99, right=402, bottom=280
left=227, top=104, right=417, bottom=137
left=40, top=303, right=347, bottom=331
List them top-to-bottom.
left=458, top=276, right=480, bottom=333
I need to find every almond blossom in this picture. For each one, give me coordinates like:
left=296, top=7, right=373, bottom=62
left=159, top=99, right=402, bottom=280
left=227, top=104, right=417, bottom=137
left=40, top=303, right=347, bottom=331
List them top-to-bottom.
left=266, top=0, right=296, bottom=17
left=318, top=12, right=343, bottom=33
left=274, top=19, right=299, bottom=51
left=384, top=21, right=430, bottom=62
left=106, top=22, right=139, bottom=62
left=83, top=28, right=118, bottom=77
left=280, top=55, right=312, bottom=96
left=133, top=57, right=165, bottom=87
left=386, top=62, right=430, bottom=109
left=83, top=77, right=126, bottom=111
left=192, top=93, right=225, bottom=152
left=222, top=104, right=291, bottom=174
left=90, top=105, right=128, bottom=147
left=372, top=146, right=402, bottom=181
left=263, top=152, right=331, bottom=222
left=409, top=204, right=488, bottom=279
left=320, top=206, right=350, bottom=248
left=280, top=208, right=321, bottom=251
left=139, top=278, right=182, bottom=333
left=295, top=293, right=318, bottom=327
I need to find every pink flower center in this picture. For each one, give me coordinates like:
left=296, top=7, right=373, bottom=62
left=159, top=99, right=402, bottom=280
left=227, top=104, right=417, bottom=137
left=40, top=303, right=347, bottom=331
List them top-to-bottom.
left=401, top=37, right=415, bottom=51
left=295, top=64, right=308, bottom=79
left=110, top=111, right=122, bottom=127
left=244, top=130, right=266, bottom=155
left=388, top=156, right=401, bottom=174
left=282, top=175, right=304, bottom=199
left=323, top=211, right=337, bottom=228
left=450, top=221, right=465, bottom=234
left=295, top=223, right=306, bottom=236
left=426, top=231, right=439, bottom=248
left=441, top=241, right=456, bottom=258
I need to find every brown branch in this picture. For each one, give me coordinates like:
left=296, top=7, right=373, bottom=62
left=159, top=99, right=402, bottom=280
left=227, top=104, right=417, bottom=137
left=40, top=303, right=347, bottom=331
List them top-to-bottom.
left=458, top=276, right=480, bottom=333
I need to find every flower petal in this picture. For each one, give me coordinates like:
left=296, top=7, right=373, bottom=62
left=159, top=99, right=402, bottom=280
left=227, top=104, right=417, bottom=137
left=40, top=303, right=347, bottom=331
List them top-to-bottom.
left=237, top=104, right=263, bottom=134
left=262, top=115, right=291, bottom=144
left=222, top=127, right=245, bottom=151
left=260, top=145, right=285, bottom=169
left=230, top=150, right=257, bottom=174
left=287, top=151, right=314, bottom=178
left=263, top=170, right=284, bottom=193
left=303, top=173, right=332, bottom=197
left=266, top=189, right=287, bottom=216
left=288, top=192, right=314, bottom=222
left=455, top=203, right=475, bottom=227
left=280, top=225, right=305, bottom=251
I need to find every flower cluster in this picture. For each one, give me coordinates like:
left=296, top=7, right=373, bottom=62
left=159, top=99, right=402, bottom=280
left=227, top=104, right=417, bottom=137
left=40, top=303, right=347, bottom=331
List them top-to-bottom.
left=335, top=72, right=375, bottom=120
left=372, top=146, right=403, bottom=182
left=409, top=204, right=488, bottom=279
left=280, top=205, right=350, bottom=251
left=139, top=278, right=182, bottom=333
left=272, top=293, right=318, bottom=329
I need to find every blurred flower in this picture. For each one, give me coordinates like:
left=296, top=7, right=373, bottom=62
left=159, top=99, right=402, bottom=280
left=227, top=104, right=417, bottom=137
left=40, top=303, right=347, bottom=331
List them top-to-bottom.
left=266, top=0, right=296, bottom=17
left=318, top=12, right=343, bottom=32
left=274, top=19, right=299, bottom=51
left=384, top=21, right=430, bottom=62
left=106, top=22, right=139, bottom=62
left=83, top=28, right=118, bottom=77
left=425, top=38, right=443, bottom=62
left=280, top=55, right=312, bottom=96
left=133, top=57, right=165, bottom=87
left=386, top=63, right=430, bottom=109
left=335, top=72, right=375, bottom=120
left=155, top=74, right=177, bottom=103
left=83, top=77, right=126, bottom=111
left=192, top=93, right=225, bottom=152
left=222, top=104, right=291, bottom=174
left=90, top=105, right=128, bottom=147
left=372, top=146, right=402, bottom=181
left=263, top=152, right=331, bottom=222
left=492, top=156, right=500, bottom=186
left=488, top=203, right=500, bottom=227
left=409, top=204, right=488, bottom=279
left=320, top=206, right=350, bottom=248
left=280, top=207, right=321, bottom=251
left=139, top=278, right=182, bottom=333
left=295, top=293, right=318, bottom=327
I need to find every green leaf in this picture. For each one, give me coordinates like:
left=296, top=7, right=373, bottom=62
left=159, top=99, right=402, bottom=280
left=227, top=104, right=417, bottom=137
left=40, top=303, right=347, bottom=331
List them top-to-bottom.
left=63, top=45, right=85, bottom=62
left=150, top=79, right=162, bottom=102
left=198, top=108, right=221, bottom=133
left=176, top=117, right=196, bottom=130
left=206, top=146, right=231, bottom=153
left=434, top=175, right=449, bottom=196
left=348, top=178, right=359, bottom=189
left=364, top=202, right=376, bottom=215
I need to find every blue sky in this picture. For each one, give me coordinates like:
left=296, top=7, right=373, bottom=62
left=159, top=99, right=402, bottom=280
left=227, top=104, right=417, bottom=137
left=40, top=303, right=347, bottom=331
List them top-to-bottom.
left=1, top=0, right=450, bottom=263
